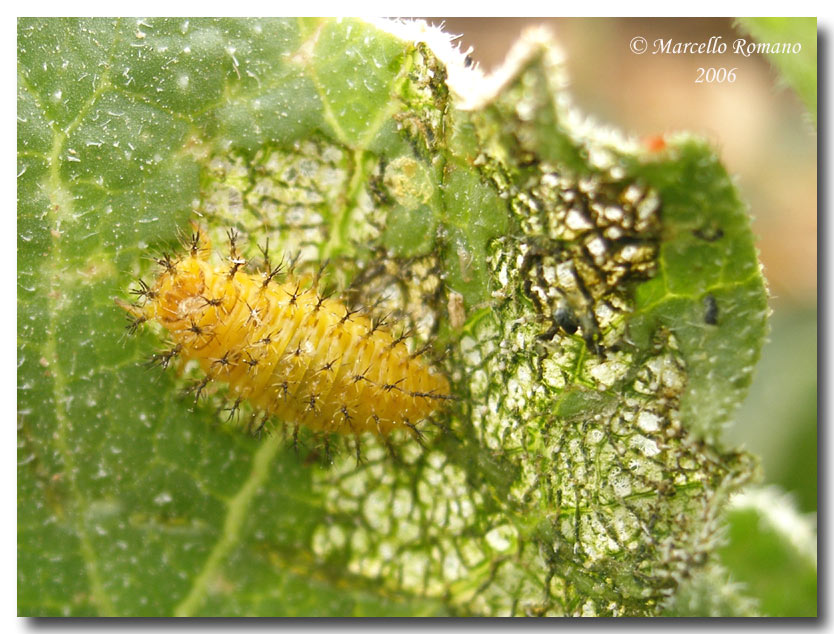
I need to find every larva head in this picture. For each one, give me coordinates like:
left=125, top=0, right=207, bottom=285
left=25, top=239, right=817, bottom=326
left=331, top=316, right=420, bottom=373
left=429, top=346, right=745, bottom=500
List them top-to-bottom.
left=117, top=225, right=217, bottom=328
left=116, top=255, right=207, bottom=324
left=150, top=256, right=208, bottom=327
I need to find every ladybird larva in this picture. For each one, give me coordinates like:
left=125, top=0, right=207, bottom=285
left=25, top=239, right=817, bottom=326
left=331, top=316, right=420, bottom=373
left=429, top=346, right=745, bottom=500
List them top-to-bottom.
left=117, top=228, right=451, bottom=437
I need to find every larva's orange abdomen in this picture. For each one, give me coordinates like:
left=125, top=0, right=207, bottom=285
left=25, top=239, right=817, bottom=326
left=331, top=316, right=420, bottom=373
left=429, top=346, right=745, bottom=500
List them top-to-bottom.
left=133, top=249, right=450, bottom=436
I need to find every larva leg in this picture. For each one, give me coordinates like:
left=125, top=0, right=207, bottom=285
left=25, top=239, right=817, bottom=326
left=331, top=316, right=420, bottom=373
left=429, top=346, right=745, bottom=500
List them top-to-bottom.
left=252, top=412, right=270, bottom=438
left=374, top=415, right=401, bottom=464
left=403, top=419, right=425, bottom=446
left=292, top=422, right=301, bottom=455
left=352, top=433, right=363, bottom=465
left=322, top=434, right=332, bottom=465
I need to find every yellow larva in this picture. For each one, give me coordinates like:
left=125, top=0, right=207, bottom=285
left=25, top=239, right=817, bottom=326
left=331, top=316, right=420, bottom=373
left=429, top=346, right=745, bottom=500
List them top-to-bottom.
left=118, top=228, right=451, bottom=438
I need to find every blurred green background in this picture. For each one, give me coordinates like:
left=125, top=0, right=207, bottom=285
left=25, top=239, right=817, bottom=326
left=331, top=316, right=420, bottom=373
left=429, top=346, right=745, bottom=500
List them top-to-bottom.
left=428, top=16, right=817, bottom=515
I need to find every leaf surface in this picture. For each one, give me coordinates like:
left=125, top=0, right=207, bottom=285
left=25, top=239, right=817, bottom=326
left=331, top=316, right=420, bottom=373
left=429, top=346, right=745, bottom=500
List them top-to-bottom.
left=18, top=18, right=768, bottom=616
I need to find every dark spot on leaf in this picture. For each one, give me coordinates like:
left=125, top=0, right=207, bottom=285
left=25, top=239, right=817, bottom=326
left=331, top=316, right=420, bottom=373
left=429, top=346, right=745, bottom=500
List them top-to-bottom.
left=693, top=224, right=724, bottom=242
left=703, top=293, right=718, bottom=325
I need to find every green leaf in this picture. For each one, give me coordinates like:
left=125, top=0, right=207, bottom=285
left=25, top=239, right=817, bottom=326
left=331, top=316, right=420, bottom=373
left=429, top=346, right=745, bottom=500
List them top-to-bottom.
left=735, top=17, right=817, bottom=125
left=18, top=18, right=769, bottom=616
left=718, top=487, right=817, bottom=616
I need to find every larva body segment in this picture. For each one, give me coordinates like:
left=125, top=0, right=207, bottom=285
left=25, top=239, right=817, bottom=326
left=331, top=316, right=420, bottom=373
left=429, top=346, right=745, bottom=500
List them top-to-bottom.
left=122, top=234, right=450, bottom=437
